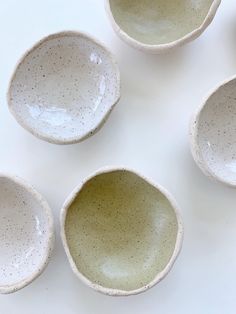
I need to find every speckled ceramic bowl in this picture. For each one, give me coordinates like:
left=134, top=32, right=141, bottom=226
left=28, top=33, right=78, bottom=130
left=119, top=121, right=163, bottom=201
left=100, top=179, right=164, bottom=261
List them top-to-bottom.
left=105, top=0, right=221, bottom=53
left=7, top=31, right=120, bottom=144
left=190, top=76, right=236, bottom=187
left=61, top=167, right=183, bottom=296
left=0, top=174, right=54, bottom=294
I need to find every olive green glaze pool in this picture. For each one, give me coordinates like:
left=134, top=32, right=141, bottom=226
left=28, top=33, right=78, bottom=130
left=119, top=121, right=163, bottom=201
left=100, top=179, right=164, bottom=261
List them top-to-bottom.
left=109, top=0, right=214, bottom=45
left=64, top=170, right=179, bottom=292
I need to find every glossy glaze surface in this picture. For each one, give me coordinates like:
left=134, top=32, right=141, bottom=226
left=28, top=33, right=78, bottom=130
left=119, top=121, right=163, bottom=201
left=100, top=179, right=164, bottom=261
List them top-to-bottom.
left=108, top=0, right=218, bottom=49
left=8, top=32, right=120, bottom=144
left=191, top=77, right=236, bottom=186
left=64, top=170, right=179, bottom=292
left=0, top=175, right=54, bottom=294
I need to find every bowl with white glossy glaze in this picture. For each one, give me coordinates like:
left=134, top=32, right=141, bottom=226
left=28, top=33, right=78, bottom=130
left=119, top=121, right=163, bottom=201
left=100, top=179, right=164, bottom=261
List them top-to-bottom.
left=105, top=0, right=221, bottom=53
left=7, top=31, right=120, bottom=144
left=190, top=76, right=236, bottom=187
left=61, top=167, right=183, bottom=296
left=0, top=174, right=54, bottom=294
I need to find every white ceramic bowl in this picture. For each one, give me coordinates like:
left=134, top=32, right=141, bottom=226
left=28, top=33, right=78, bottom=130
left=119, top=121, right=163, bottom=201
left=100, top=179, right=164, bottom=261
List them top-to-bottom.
left=105, top=0, right=221, bottom=53
left=8, top=31, right=120, bottom=144
left=190, top=76, right=236, bottom=187
left=61, top=167, right=183, bottom=296
left=0, top=174, right=54, bottom=294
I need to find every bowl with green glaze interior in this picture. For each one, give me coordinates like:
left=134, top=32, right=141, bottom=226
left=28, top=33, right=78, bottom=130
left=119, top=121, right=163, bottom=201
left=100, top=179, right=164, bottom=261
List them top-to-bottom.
left=105, top=0, right=221, bottom=53
left=61, top=167, right=183, bottom=296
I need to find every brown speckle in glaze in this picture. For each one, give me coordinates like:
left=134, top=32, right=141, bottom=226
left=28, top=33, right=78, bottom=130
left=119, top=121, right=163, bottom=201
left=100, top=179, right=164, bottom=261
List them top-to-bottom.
left=106, top=0, right=221, bottom=53
left=8, top=31, right=120, bottom=145
left=190, top=76, right=236, bottom=187
left=61, top=168, right=183, bottom=296
left=0, top=174, right=54, bottom=294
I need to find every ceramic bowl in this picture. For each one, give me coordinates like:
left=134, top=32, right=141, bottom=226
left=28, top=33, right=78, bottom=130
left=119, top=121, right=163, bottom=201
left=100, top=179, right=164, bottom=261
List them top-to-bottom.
left=105, top=0, right=221, bottom=53
left=8, top=31, right=120, bottom=144
left=190, top=76, right=236, bottom=187
left=61, top=167, right=183, bottom=296
left=0, top=174, right=54, bottom=294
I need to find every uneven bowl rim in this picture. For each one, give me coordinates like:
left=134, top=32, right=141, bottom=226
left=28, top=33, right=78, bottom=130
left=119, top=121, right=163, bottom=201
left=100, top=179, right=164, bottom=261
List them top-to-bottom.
left=105, top=0, right=221, bottom=53
left=7, top=30, right=121, bottom=145
left=189, top=74, right=236, bottom=188
left=60, top=166, right=184, bottom=296
left=0, top=173, right=54, bottom=294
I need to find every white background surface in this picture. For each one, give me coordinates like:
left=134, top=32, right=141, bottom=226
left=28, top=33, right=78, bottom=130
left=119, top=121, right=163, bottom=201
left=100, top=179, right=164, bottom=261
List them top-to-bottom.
left=1, top=0, right=236, bottom=313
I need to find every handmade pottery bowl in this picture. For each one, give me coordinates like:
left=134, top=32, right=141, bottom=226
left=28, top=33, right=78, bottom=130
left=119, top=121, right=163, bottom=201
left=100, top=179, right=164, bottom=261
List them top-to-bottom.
left=105, top=0, right=221, bottom=53
left=8, top=31, right=120, bottom=144
left=190, top=76, right=236, bottom=187
left=61, top=167, right=183, bottom=296
left=0, top=174, right=54, bottom=294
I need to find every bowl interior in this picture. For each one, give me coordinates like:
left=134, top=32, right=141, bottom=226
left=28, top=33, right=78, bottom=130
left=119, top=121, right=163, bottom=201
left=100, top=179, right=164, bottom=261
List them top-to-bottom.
left=109, top=0, right=214, bottom=45
left=9, top=33, right=119, bottom=143
left=197, top=79, right=236, bottom=185
left=65, top=170, right=178, bottom=292
left=0, top=177, right=51, bottom=290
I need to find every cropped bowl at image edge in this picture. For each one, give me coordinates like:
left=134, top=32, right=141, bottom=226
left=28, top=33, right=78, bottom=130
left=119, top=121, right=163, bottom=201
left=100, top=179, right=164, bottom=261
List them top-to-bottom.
left=105, top=0, right=221, bottom=53
left=7, top=31, right=120, bottom=145
left=190, top=75, right=236, bottom=187
left=60, top=167, right=183, bottom=296
left=0, top=174, right=54, bottom=294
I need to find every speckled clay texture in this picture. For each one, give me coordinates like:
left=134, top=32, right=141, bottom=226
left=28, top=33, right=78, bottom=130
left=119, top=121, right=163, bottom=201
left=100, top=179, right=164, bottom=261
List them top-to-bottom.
left=105, top=0, right=221, bottom=53
left=8, top=31, right=120, bottom=144
left=190, top=76, right=236, bottom=187
left=61, top=167, right=183, bottom=296
left=0, top=174, right=54, bottom=294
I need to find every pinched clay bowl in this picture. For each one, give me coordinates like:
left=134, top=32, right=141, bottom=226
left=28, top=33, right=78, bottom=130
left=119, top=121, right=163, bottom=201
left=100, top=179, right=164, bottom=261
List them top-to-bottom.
left=105, top=0, right=221, bottom=53
left=8, top=31, right=120, bottom=144
left=190, top=76, right=236, bottom=187
left=61, top=167, right=183, bottom=296
left=0, top=174, right=54, bottom=294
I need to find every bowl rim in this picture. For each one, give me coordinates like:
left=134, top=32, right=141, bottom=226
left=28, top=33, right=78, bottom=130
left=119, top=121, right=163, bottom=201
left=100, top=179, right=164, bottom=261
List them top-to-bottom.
left=105, top=0, right=221, bottom=53
left=7, top=30, right=121, bottom=145
left=189, top=74, right=236, bottom=188
left=60, top=166, right=184, bottom=296
left=0, top=173, right=54, bottom=294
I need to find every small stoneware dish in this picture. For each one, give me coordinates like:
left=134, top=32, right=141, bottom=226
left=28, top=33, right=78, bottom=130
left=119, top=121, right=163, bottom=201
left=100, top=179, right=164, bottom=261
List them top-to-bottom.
left=105, top=0, right=221, bottom=53
left=8, top=31, right=120, bottom=145
left=190, top=75, right=236, bottom=187
left=61, top=167, right=183, bottom=296
left=0, top=174, right=54, bottom=294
